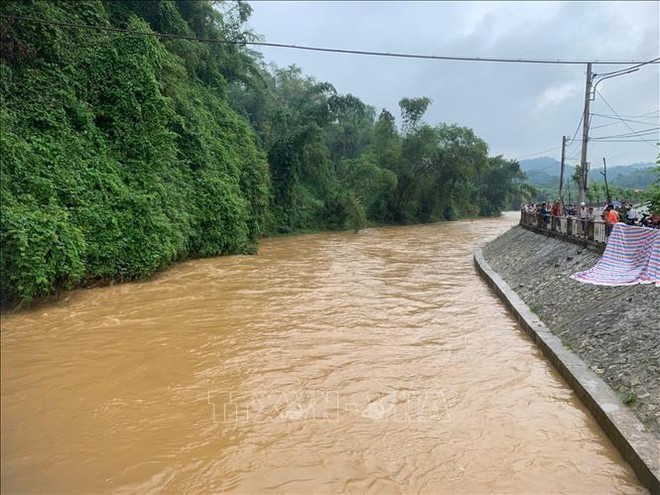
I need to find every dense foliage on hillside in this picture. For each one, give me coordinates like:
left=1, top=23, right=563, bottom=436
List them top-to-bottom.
left=0, top=0, right=529, bottom=305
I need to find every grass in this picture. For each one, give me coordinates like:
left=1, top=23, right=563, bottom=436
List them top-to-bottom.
left=623, top=389, right=638, bottom=406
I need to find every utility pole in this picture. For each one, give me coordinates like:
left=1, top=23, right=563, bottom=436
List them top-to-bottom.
left=578, top=62, right=593, bottom=204
left=558, top=135, right=567, bottom=203
left=602, top=157, right=610, bottom=202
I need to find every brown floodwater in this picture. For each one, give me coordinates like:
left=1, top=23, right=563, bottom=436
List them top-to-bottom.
left=1, top=212, right=646, bottom=494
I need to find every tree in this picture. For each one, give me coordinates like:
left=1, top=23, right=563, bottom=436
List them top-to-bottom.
left=325, top=93, right=374, bottom=163
left=399, top=97, right=432, bottom=135
left=373, top=109, right=401, bottom=171
left=433, top=124, right=489, bottom=218
left=647, top=153, right=660, bottom=214
left=474, top=156, right=525, bottom=216
left=586, top=182, right=604, bottom=204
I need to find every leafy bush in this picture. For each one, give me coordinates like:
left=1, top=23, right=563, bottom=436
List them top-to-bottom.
left=1, top=194, right=85, bottom=303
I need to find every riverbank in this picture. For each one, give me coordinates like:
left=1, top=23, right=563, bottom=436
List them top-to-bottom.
left=2, top=214, right=499, bottom=314
left=481, top=225, right=660, bottom=439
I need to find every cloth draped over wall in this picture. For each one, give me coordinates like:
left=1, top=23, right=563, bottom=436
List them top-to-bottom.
left=571, top=223, right=660, bottom=287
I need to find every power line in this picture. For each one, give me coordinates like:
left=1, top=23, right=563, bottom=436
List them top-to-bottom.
left=2, top=14, right=660, bottom=66
left=594, top=89, right=660, bottom=148
left=591, top=111, right=659, bottom=119
left=565, top=113, right=584, bottom=147
left=591, top=113, right=659, bottom=122
left=591, top=117, right=659, bottom=129
left=591, top=120, right=638, bottom=130
left=591, top=127, right=659, bottom=140
left=595, top=127, right=659, bottom=137
left=591, top=135, right=659, bottom=142
left=588, top=139, right=659, bottom=143
left=517, top=146, right=562, bottom=160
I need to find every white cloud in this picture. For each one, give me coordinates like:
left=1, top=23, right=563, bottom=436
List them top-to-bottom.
left=535, top=81, right=583, bottom=112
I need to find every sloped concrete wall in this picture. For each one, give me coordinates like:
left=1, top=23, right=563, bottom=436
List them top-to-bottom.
left=476, top=226, right=660, bottom=492
left=481, top=226, right=660, bottom=439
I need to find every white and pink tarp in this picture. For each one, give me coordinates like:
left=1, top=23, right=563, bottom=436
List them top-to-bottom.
left=571, top=223, right=660, bottom=287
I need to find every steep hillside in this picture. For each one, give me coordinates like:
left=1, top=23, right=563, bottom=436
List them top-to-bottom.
left=1, top=1, right=270, bottom=304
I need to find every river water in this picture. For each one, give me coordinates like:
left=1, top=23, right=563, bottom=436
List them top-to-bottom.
left=1, top=213, right=645, bottom=493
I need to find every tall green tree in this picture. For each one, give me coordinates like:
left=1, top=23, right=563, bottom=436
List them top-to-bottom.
left=399, top=97, right=432, bottom=135
left=372, top=109, right=401, bottom=172
left=474, top=156, right=525, bottom=216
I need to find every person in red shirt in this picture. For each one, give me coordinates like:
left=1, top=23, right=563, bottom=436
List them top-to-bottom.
left=551, top=201, right=562, bottom=231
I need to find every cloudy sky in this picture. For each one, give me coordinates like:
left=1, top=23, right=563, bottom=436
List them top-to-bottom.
left=246, top=1, right=659, bottom=168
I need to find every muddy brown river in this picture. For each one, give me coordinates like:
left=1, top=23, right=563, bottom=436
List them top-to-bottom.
left=1, top=213, right=646, bottom=493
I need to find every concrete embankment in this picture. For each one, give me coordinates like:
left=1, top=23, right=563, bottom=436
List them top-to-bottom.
left=477, top=225, right=660, bottom=491
left=481, top=225, right=660, bottom=437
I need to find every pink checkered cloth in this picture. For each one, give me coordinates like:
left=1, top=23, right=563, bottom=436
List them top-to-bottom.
left=571, top=223, right=660, bottom=287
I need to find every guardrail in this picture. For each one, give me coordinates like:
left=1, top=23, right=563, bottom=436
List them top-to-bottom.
left=519, top=211, right=609, bottom=245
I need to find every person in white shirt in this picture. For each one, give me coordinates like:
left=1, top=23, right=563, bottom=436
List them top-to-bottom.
left=579, top=202, right=588, bottom=236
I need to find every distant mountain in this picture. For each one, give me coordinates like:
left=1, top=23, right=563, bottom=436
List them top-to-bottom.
left=518, top=157, right=565, bottom=175
left=519, top=158, right=656, bottom=190
left=519, top=158, right=574, bottom=189
left=594, top=164, right=656, bottom=189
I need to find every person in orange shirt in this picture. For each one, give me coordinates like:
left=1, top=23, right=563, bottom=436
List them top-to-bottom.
left=604, top=204, right=619, bottom=238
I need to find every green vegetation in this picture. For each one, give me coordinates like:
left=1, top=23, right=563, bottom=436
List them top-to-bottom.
left=1, top=0, right=530, bottom=306
left=647, top=155, right=660, bottom=214
left=529, top=302, right=543, bottom=314
left=623, top=388, right=638, bottom=406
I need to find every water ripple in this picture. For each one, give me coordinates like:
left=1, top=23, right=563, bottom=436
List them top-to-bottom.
left=0, top=213, right=646, bottom=493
